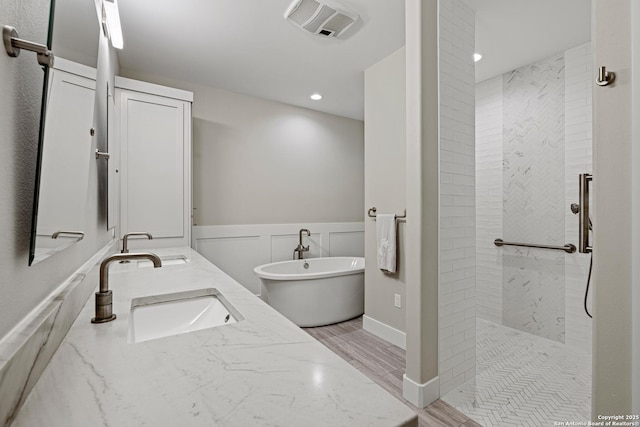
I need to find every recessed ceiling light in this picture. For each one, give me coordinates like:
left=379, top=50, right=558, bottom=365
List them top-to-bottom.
left=473, top=53, right=482, bottom=62
left=310, top=93, right=323, bottom=101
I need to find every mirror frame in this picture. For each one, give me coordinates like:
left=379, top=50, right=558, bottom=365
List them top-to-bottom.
left=28, top=0, right=56, bottom=265
left=28, top=0, right=104, bottom=265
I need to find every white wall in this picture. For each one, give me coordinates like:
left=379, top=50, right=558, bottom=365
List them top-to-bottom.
left=0, top=0, right=117, bottom=339
left=371, top=0, right=476, bottom=401
left=403, top=0, right=440, bottom=405
left=438, top=0, right=476, bottom=396
left=632, top=0, right=640, bottom=413
left=364, top=47, right=407, bottom=335
left=119, top=69, right=364, bottom=227
left=475, top=76, right=503, bottom=324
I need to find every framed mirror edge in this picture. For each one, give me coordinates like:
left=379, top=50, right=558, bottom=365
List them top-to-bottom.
left=28, top=0, right=56, bottom=266
left=29, top=0, right=103, bottom=266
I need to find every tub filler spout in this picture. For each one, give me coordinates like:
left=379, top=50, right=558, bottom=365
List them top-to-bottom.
left=293, top=228, right=311, bottom=259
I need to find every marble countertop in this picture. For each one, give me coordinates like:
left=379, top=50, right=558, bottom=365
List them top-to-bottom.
left=12, top=247, right=417, bottom=426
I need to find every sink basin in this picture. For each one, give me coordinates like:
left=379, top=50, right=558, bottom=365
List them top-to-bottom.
left=137, top=255, right=189, bottom=268
left=128, top=288, right=243, bottom=343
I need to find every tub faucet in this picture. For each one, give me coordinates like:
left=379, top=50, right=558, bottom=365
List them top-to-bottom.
left=293, top=229, right=311, bottom=260
left=91, top=252, right=162, bottom=324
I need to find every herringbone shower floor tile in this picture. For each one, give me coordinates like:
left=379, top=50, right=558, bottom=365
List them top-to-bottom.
left=442, top=319, right=591, bottom=427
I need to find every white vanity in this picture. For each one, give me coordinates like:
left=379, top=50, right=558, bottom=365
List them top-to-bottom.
left=10, top=247, right=417, bottom=426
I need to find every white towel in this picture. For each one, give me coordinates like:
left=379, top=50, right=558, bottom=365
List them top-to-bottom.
left=376, top=214, right=397, bottom=273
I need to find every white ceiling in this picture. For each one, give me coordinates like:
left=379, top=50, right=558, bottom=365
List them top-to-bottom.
left=115, top=0, right=591, bottom=121
left=117, top=0, right=406, bottom=121
left=461, top=0, right=591, bottom=83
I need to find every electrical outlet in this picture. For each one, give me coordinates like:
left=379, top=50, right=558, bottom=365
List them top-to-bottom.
left=394, top=294, right=401, bottom=308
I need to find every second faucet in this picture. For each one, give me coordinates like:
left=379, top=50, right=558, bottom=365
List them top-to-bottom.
left=120, top=232, right=153, bottom=263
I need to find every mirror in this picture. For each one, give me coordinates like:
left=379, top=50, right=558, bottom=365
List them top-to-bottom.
left=29, top=0, right=101, bottom=265
left=107, top=82, right=118, bottom=230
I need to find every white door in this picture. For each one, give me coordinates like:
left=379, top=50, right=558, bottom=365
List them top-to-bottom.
left=37, top=69, right=94, bottom=236
left=119, top=89, right=191, bottom=248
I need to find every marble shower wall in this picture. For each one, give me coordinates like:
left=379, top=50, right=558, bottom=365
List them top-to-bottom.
left=475, top=45, right=593, bottom=346
left=502, top=54, right=566, bottom=342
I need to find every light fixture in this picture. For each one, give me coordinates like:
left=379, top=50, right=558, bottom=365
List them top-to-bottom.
left=102, top=0, right=123, bottom=49
left=473, top=53, right=482, bottom=62
left=310, top=93, right=323, bottom=100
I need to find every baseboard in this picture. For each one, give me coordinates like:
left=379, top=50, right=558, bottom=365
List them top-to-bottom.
left=363, top=315, right=406, bottom=350
left=402, top=374, right=439, bottom=408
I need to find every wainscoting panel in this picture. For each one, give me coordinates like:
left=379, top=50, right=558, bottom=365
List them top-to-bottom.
left=193, top=223, right=364, bottom=295
left=195, top=235, right=265, bottom=295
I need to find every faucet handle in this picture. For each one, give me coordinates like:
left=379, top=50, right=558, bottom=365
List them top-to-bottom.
left=91, top=291, right=116, bottom=323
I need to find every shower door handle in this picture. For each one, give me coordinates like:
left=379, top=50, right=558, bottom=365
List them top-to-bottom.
left=579, top=173, right=593, bottom=253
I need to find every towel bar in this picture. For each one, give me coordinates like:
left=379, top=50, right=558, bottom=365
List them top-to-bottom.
left=367, top=207, right=406, bottom=220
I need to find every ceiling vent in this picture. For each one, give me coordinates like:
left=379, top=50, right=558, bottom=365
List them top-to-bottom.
left=284, top=0, right=359, bottom=39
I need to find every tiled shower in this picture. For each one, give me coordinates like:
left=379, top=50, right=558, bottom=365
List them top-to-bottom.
left=443, top=42, right=594, bottom=425
left=475, top=42, right=593, bottom=349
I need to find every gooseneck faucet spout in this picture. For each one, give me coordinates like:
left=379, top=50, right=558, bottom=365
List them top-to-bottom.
left=120, top=232, right=153, bottom=263
left=122, top=232, right=153, bottom=254
left=91, top=252, right=162, bottom=324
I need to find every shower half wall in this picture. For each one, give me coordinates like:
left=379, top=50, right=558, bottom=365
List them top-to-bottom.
left=476, top=42, right=593, bottom=352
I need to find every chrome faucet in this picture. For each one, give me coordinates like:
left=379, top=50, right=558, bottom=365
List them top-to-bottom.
left=293, top=229, right=310, bottom=260
left=120, top=232, right=153, bottom=263
left=91, top=252, right=162, bottom=324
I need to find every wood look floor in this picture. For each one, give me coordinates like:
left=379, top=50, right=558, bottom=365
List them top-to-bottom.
left=304, top=317, right=482, bottom=427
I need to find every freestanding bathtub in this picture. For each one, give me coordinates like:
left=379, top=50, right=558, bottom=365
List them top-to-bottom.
left=253, top=257, right=364, bottom=327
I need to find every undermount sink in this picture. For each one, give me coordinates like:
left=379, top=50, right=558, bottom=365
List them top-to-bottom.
left=137, top=255, right=189, bottom=268
left=128, top=288, right=243, bottom=343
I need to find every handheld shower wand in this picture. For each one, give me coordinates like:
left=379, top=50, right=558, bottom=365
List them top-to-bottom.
left=571, top=202, right=593, bottom=318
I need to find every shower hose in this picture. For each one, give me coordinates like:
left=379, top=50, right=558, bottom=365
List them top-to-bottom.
left=584, top=253, right=593, bottom=318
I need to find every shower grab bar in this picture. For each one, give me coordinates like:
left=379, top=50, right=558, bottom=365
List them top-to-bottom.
left=367, top=207, right=407, bottom=220
left=494, top=238, right=576, bottom=254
